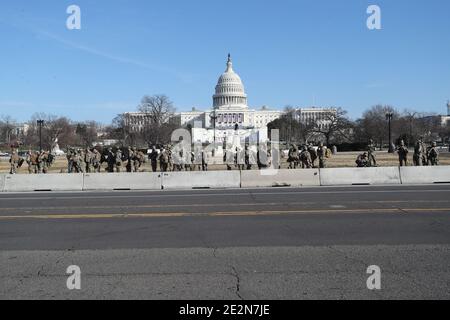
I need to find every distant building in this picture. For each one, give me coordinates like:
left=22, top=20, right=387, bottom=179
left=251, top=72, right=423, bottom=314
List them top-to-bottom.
left=175, top=55, right=283, bottom=144
left=122, top=56, right=342, bottom=145
left=440, top=101, right=450, bottom=126
left=420, top=102, right=450, bottom=127
left=294, top=107, right=337, bottom=130
left=123, top=112, right=153, bottom=132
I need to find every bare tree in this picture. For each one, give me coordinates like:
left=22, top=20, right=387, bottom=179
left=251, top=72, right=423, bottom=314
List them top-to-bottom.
left=137, top=95, right=177, bottom=145
left=138, top=95, right=176, bottom=125
left=356, top=105, right=399, bottom=147
left=268, top=106, right=314, bottom=144
left=312, top=107, right=353, bottom=145
left=24, top=114, right=76, bottom=150
left=104, top=114, right=131, bottom=145
left=0, top=115, right=17, bottom=145
left=76, top=121, right=99, bottom=146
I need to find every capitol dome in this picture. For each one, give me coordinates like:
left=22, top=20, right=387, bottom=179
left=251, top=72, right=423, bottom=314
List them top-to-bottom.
left=213, top=54, right=248, bottom=109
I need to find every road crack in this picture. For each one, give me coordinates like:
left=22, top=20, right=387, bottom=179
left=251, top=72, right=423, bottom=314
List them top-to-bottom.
left=231, top=266, right=244, bottom=300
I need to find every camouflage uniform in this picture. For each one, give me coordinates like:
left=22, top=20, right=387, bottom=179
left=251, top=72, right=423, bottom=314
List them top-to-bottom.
left=367, top=139, right=377, bottom=167
left=413, top=139, right=426, bottom=166
left=397, top=141, right=409, bottom=167
left=317, top=142, right=327, bottom=169
left=428, top=142, right=439, bottom=166
left=308, top=144, right=318, bottom=168
left=287, top=145, right=299, bottom=169
left=244, top=146, right=251, bottom=170
left=300, top=146, right=312, bottom=169
left=126, top=147, right=135, bottom=173
left=149, top=147, right=158, bottom=172
left=167, top=147, right=174, bottom=172
left=67, top=148, right=75, bottom=173
left=106, top=148, right=115, bottom=173
left=130, top=148, right=143, bottom=172
left=158, top=148, right=169, bottom=172
left=78, top=149, right=86, bottom=173
left=85, top=149, right=93, bottom=173
left=92, top=149, right=102, bottom=173
left=115, top=149, right=123, bottom=173
left=201, top=149, right=208, bottom=171
left=25, top=150, right=33, bottom=174
left=9, top=151, right=20, bottom=174
left=39, top=151, right=50, bottom=174
left=72, top=151, right=81, bottom=173
left=30, top=152, right=40, bottom=174
left=356, top=153, right=369, bottom=167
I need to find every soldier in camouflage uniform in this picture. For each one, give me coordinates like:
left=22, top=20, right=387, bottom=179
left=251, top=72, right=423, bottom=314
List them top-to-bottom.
left=413, top=138, right=426, bottom=166
left=367, top=139, right=377, bottom=167
left=397, top=140, right=409, bottom=167
left=317, top=142, right=327, bottom=169
left=428, top=142, right=439, bottom=166
left=308, top=143, right=318, bottom=168
left=287, top=144, right=299, bottom=169
left=244, top=145, right=252, bottom=170
left=300, top=145, right=313, bottom=169
left=149, top=146, right=158, bottom=172
left=158, top=146, right=169, bottom=172
left=167, top=146, right=175, bottom=172
left=125, top=147, right=134, bottom=173
left=235, top=147, right=245, bottom=171
left=66, top=148, right=73, bottom=173
left=84, top=148, right=93, bottom=173
left=92, top=148, right=102, bottom=173
left=106, top=148, right=115, bottom=173
left=115, top=148, right=123, bottom=173
left=135, top=149, right=146, bottom=172
left=176, top=149, right=185, bottom=172
left=201, top=149, right=209, bottom=171
left=9, top=150, right=20, bottom=174
left=25, top=150, right=33, bottom=174
left=71, top=150, right=80, bottom=173
left=30, top=151, right=41, bottom=174
left=35, top=151, right=43, bottom=174
left=39, top=151, right=51, bottom=174
left=188, top=151, right=196, bottom=171
left=356, top=153, right=369, bottom=167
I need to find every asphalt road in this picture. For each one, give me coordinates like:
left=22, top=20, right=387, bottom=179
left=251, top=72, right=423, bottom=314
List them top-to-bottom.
left=0, top=185, right=449, bottom=300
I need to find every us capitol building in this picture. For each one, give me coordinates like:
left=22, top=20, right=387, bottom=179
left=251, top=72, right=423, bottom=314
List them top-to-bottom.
left=171, top=54, right=282, bottom=144
left=124, top=55, right=337, bottom=145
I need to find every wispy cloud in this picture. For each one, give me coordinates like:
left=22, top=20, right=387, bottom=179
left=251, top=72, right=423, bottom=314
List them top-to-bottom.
left=0, top=15, right=194, bottom=83
left=36, top=29, right=193, bottom=82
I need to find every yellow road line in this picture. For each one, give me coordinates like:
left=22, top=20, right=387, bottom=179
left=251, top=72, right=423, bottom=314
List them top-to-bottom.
left=0, top=200, right=449, bottom=212
left=0, top=208, right=449, bottom=220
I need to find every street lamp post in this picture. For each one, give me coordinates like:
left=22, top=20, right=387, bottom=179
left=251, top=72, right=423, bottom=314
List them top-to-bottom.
left=408, top=112, right=417, bottom=148
left=386, top=113, right=394, bottom=153
left=37, top=120, right=45, bottom=153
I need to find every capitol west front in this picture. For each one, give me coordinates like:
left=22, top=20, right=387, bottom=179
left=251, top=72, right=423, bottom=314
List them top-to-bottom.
left=172, top=55, right=282, bottom=145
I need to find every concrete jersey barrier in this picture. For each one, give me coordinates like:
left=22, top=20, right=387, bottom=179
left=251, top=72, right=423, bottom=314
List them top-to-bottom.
left=3, top=166, right=450, bottom=193
left=400, top=166, right=450, bottom=184
left=320, top=167, right=401, bottom=186
left=241, top=169, right=320, bottom=188
left=162, top=171, right=240, bottom=190
left=3, top=173, right=84, bottom=192
left=83, top=173, right=162, bottom=190
left=0, top=174, right=6, bottom=192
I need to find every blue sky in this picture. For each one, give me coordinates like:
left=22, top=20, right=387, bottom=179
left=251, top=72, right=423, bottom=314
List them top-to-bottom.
left=0, top=0, right=449, bottom=124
